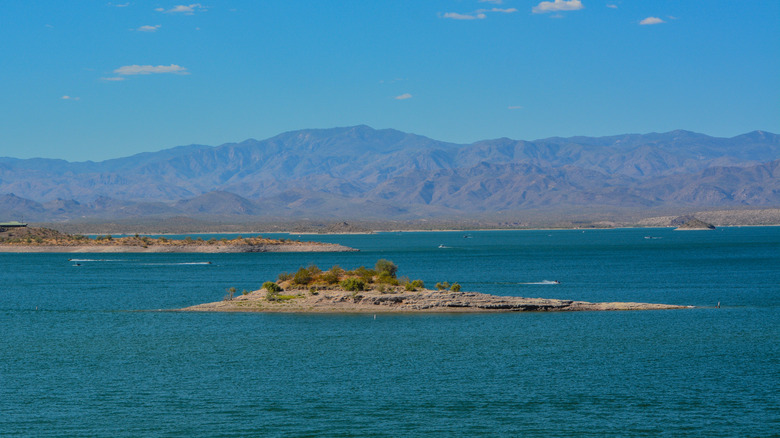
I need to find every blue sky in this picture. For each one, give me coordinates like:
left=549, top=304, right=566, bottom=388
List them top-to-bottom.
left=1, top=0, right=778, bottom=161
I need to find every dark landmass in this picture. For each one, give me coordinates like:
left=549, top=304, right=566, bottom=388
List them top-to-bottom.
left=1, top=126, right=778, bottom=224
left=0, top=227, right=356, bottom=253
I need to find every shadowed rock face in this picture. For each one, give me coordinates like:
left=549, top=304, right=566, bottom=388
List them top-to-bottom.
left=1, top=126, right=779, bottom=221
left=180, top=289, right=690, bottom=313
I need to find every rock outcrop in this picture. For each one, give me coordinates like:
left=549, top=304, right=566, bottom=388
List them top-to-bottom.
left=674, top=217, right=716, bottom=230
left=180, top=289, right=690, bottom=313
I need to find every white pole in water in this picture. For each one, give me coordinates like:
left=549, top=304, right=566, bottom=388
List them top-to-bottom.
left=717, top=301, right=720, bottom=308
left=373, top=314, right=376, bottom=320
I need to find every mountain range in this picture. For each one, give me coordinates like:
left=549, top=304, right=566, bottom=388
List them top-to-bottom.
left=1, top=126, right=778, bottom=222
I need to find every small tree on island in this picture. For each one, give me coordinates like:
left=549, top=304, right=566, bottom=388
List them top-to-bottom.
left=375, top=259, right=398, bottom=278
left=292, top=267, right=312, bottom=286
left=263, top=281, right=282, bottom=301
left=224, top=287, right=237, bottom=301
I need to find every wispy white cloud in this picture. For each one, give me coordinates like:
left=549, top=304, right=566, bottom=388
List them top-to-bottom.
left=479, top=0, right=503, bottom=3
left=532, top=0, right=584, bottom=14
left=108, top=2, right=130, bottom=7
left=155, top=4, right=204, bottom=14
left=606, top=4, right=618, bottom=9
left=442, top=7, right=517, bottom=20
left=479, top=8, right=518, bottom=14
left=442, top=12, right=487, bottom=20
left=639, top=16, right=664, bottom=25
left=136, top=24, right=161, bottom=32
left=113, top=64, right=189, bottom=75
left=101, top=77, right=126, bottom=81
left=395, top=93, right=413, bottom=100
left=61, top=95, right=80, bottom=101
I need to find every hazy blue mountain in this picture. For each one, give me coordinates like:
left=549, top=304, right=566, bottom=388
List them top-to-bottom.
left=1, top=126, right=777, bottom=221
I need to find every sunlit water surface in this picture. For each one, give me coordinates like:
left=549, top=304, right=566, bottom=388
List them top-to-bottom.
left=1, top=228, right=778, bottom=436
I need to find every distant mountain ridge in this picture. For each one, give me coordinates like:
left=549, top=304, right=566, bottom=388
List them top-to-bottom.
left=1, top=126, right=778, bottom=221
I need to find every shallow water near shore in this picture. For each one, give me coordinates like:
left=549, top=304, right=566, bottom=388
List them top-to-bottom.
left=1, top=227, right=778, bottom=436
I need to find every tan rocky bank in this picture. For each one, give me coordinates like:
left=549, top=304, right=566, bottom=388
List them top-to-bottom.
left=0, top=226, right=357, bottom=253
left=179, top=260, right=690, bottom=313
left=181, top=289, right=689, bottom=313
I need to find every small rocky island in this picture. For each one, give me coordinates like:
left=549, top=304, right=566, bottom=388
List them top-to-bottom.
left=672, top=216, right=716, bottom=230
left=0, top=226, right=356, bottom=253
left=181, top=260, right=690, bottom=313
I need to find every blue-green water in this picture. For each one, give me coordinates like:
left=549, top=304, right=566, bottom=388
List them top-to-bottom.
left=1, top=228, right=778, bottom=437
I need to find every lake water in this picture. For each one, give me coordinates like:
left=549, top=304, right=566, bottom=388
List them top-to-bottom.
left=1, top=228, right=778, bottom=437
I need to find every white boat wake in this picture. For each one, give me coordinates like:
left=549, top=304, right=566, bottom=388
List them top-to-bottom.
left=519, top=280, right=561, bottom=285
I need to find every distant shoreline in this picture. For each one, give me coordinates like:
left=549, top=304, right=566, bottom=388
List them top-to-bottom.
left=111, top=224, right=778, bottom=236
left=0, top=226, right=358, bottom=253
left=0, top=242, right=357, bottom=253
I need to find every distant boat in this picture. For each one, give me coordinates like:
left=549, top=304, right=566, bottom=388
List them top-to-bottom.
left=644, top=236, right=663, bottom=240
left=438, top=244, right=449, bottom=249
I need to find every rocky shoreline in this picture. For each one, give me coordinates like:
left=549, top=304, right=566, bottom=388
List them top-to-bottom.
left=0, top=226, right=357, bottom=253
left=0, top=242, right=356, bottom=253
left=179, top=260, right=690, bottom=313
left=180, top=288, right=691, bottom=313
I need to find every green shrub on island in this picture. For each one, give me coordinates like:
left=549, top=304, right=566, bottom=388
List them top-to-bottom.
left=375, top=259, right=398, bottom=278
left=352, top=266, right=376, bottom=284
left=293, top=267, right=313, bottom=285
left=321, top=270, right=340, bottom=285
left=377, top=271, right=399, bottom=285
left=277, top=272, right=293, bottom=282
left=340, top=278, right=366, bottom=292
left=404, top=279, right=425, bottom=292
left=263, top=281, right=282, bottom=301
left=263, top=281, right=282, bottom=293
left=436, top=281, right=450, bottom=291
left=451, top=283, right=461, bottom=292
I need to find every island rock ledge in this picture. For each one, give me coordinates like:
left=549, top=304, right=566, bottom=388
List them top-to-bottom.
left=180, top=289, right=690, bottom=313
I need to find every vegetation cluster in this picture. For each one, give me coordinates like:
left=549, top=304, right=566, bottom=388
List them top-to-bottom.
left=0, top=227, right=305, bottom=248
left=260, top=259, right=461, bottom=301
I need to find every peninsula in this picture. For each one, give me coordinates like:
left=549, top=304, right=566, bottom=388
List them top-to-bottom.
left=0, top=226, right=356, bottom=253
left=181, top=260, right=690, bottom=313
